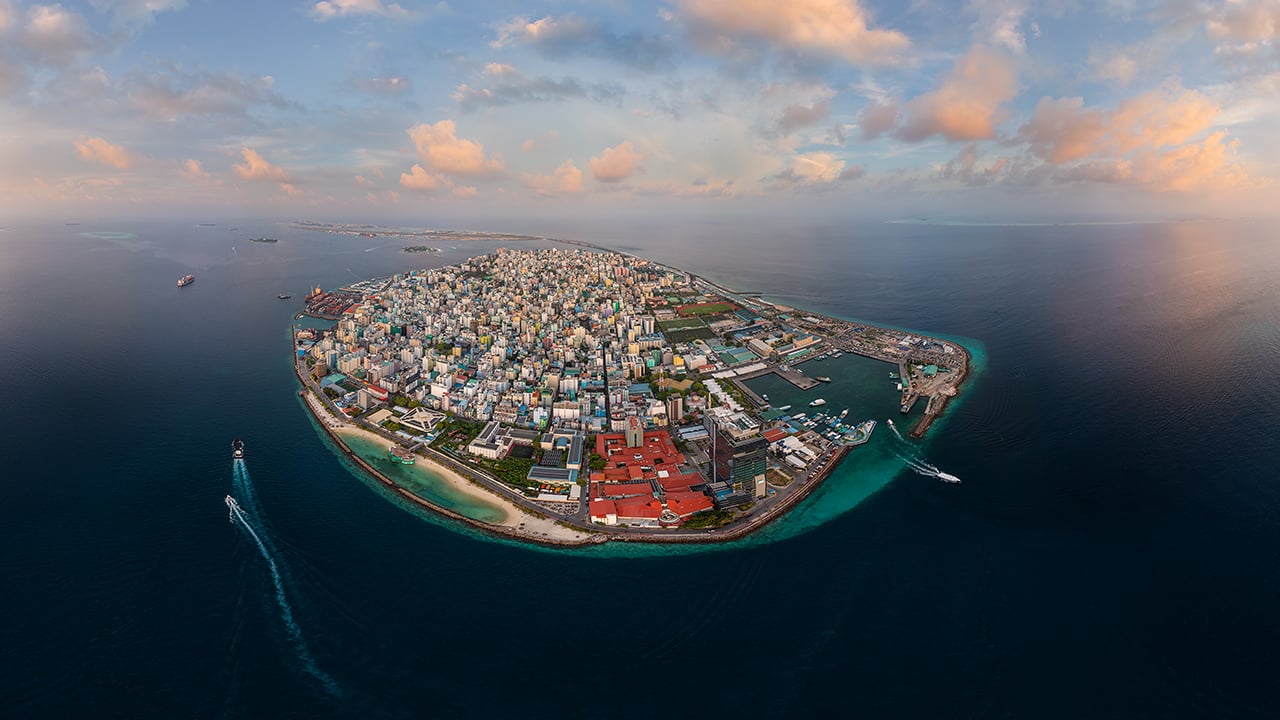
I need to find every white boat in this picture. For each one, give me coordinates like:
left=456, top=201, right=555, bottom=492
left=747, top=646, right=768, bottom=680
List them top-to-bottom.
left=809, top=398, right=826, bottom=407
left=777, top=405, right=792, bottom=411
left=839, top=409, right=848, bottom=419
left=887, top=418, right=895, bottom=427
left=937, top=472, right=961, bottom=484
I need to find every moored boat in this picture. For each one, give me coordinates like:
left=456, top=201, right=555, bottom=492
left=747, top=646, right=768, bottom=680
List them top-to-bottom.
left=809, top=398, right=826, bottom=407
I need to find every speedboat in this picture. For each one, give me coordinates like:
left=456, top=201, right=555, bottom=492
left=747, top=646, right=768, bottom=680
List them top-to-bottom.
left=232, top=438, right=245, bottom=459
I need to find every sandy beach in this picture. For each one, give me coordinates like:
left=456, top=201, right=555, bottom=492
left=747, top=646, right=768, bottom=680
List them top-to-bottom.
left=329, top=422, right=595, bottom=545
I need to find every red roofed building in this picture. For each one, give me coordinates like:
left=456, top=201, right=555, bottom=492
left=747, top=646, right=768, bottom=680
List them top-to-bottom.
left=589, top=426, right=711, bottom=527
left=762, top=428, right=789, bottom=444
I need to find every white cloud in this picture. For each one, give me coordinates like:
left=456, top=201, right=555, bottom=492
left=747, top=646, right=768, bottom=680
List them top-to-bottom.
left=310, top=0, right=412, bottom=21
left=406, top=120, right=504, bottom=176
left=589, top=141, right=642, bottom=182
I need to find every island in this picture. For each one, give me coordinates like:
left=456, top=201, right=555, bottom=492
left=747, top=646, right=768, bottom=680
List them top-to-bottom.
left=294, top=243, right=971, bottom=547
left=401, top=246, right=438, bottom=254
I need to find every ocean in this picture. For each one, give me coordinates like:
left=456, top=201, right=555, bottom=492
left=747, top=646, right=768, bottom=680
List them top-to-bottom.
left=2, top=218, right=1278, bottom=718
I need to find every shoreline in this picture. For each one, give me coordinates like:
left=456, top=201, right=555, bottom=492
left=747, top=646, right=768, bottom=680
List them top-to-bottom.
left=298, top=384, right=602, bottom=547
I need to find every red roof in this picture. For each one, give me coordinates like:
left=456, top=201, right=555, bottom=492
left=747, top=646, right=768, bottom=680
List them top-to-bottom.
left=763, top=428, right=789, bottom=443
left=597, top=483, right=653, bottom=499
left=665, top=492, right=714, bottom=518
left=613, top=498, right=664, bottom=519
left=589, top=499, right=616, bottom=518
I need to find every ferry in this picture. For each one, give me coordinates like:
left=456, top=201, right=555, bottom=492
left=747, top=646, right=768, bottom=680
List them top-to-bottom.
left=177, top=274, right=195, bottom=287
left=816, top=376, right=832, bottom=382
left=809, top=398, right=827, bottom=407
left=232, top=438, right=244, bottom=459
left=387, top=445, right=416, bottom=465
left=937, top=472, right=961, bottom=484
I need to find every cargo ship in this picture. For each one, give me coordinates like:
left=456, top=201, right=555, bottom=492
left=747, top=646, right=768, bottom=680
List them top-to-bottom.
left=177, top=274, right=195, bottom=287
left=232, top=438, right=244, bottom=459
left=387, top=445, right=416, bottom=465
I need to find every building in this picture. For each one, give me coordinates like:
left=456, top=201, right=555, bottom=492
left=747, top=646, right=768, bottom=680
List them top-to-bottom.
left=705, top=406, right=768, bottom=501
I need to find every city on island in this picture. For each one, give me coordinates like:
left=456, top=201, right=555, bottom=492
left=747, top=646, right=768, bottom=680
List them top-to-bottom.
left=294, top=245, right=970, bottom=543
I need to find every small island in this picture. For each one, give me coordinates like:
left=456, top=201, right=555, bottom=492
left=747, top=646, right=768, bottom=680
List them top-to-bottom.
left=294, top=241, right=971, bottom=547
left=402, top=246, right=438, bottom=254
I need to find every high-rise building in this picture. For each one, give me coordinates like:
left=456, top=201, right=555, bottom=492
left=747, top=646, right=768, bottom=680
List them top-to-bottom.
left=705, top=406, right=768, bottom=500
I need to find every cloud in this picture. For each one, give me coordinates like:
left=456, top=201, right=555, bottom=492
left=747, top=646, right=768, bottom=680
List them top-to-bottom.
left=88, top=0, right=187, bottom=25
left=310, top=0, right=412, bottom=21
left=677, top=0, right=909, bottom=65
left=969, top=0, right=1029, bottom=53
left=1206, top=0, right=1280, bottom=43
left=20, top=4, right=105, bottom=67
left=491, top=14, right=675, bottom=70
left=896, top=46, right=1017, bottom=142
left=1087, top=48, right=1139, bottom=85
left=453, top=64, right=622, bottom=111
left=128, top=68, right=290, bottom=120
left=353, top=76, right=410, bottom=94
left=1019, top=83, right=1221, bottom=163
left=858, top=100, right=899, bottom=139
left=775, top=102, right=830, bottom=135
left=406, top=120, right=504, bottom=177
left=1059, top=132, right=1255, bottom=192
left=74, top=136, right=132, bottom=168
left=589, top=141, right=641, bottom=182
left=935, top=143, right=1010, bottom=185
left=233, top=148, right=291, bottom=182
left=771, top=151, right=846, bottom=185
left=179, top=158, right=215, bottom=183
left=522, top=160, right=584, bottom=195
left=399, top=163, right=443, bottom=190
left=354, top=174, right=376, bottom=187
left=634, top=179, right=736, bottom=197
left=451, top=185, right=478, bottom=198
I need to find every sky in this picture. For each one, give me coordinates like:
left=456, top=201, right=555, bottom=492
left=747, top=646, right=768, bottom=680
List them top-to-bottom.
left=2, top=0, right=1279, bottom=222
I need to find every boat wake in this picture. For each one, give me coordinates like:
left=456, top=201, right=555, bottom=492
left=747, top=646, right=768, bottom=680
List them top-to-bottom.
left=887, top=419, right=961, bottom=484
left=226, top=465, right=341, bottom=697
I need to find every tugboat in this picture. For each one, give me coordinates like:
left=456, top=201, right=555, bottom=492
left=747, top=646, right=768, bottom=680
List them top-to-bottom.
left=177, top=274, right=195, bottom=287
left=232, top=438, right=245, bottom=459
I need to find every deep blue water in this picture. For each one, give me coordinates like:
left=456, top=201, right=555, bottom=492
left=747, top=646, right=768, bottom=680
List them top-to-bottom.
left=2, top=219, right=1279, bottom=718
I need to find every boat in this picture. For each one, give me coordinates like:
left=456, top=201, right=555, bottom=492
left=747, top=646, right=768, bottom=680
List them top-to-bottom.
left=250, top=237, right=279, bottom=243
left=177, top=274, right=195, bottom=287
left=277, top=293, right=291, bottom=299
left=816, top=376, right=832, bottom=382
left=809, top=398, right=826, bottom=407
left=777, top=405, right=792, bottom=411
left=839, top=409, right=848, bottom=419
left=887, top=418, right=895, bottom=427
left=844, top=419, right=876, bottom=446
left=232, top=438, right=244, bottom=459
left=387, top=445, right=416, bottom=465
left=937, top=472, right=961, bottom=484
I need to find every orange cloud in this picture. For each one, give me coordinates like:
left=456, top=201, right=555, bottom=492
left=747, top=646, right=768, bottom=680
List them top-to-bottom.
left=678, top=0, right=909, bottom=64
left=897, top=46, right=1017, bottom=142
left=1020, top=84, right=1221, bottom=163
left=406, top=120, right=504, bottom=176
left=1063, top=132, right=1255, bottom=193
left=73, top=136, right=132, bottom=169
left=589, top=141, right=641, bottom=182
left=233, top=148, right=291, bottom=182
left=523, top=160, right=584, bottom=195
left=399, top=164, right=443, bottom=191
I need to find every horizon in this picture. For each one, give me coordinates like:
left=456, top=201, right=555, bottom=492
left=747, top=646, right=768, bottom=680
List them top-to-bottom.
left=2, top=1, right=1279, bottom=221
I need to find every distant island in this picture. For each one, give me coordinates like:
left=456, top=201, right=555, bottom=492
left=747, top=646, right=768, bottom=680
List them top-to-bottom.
left=294, top=239, right=971, bottom=547
left=402, top=246, right=437, bottom=254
